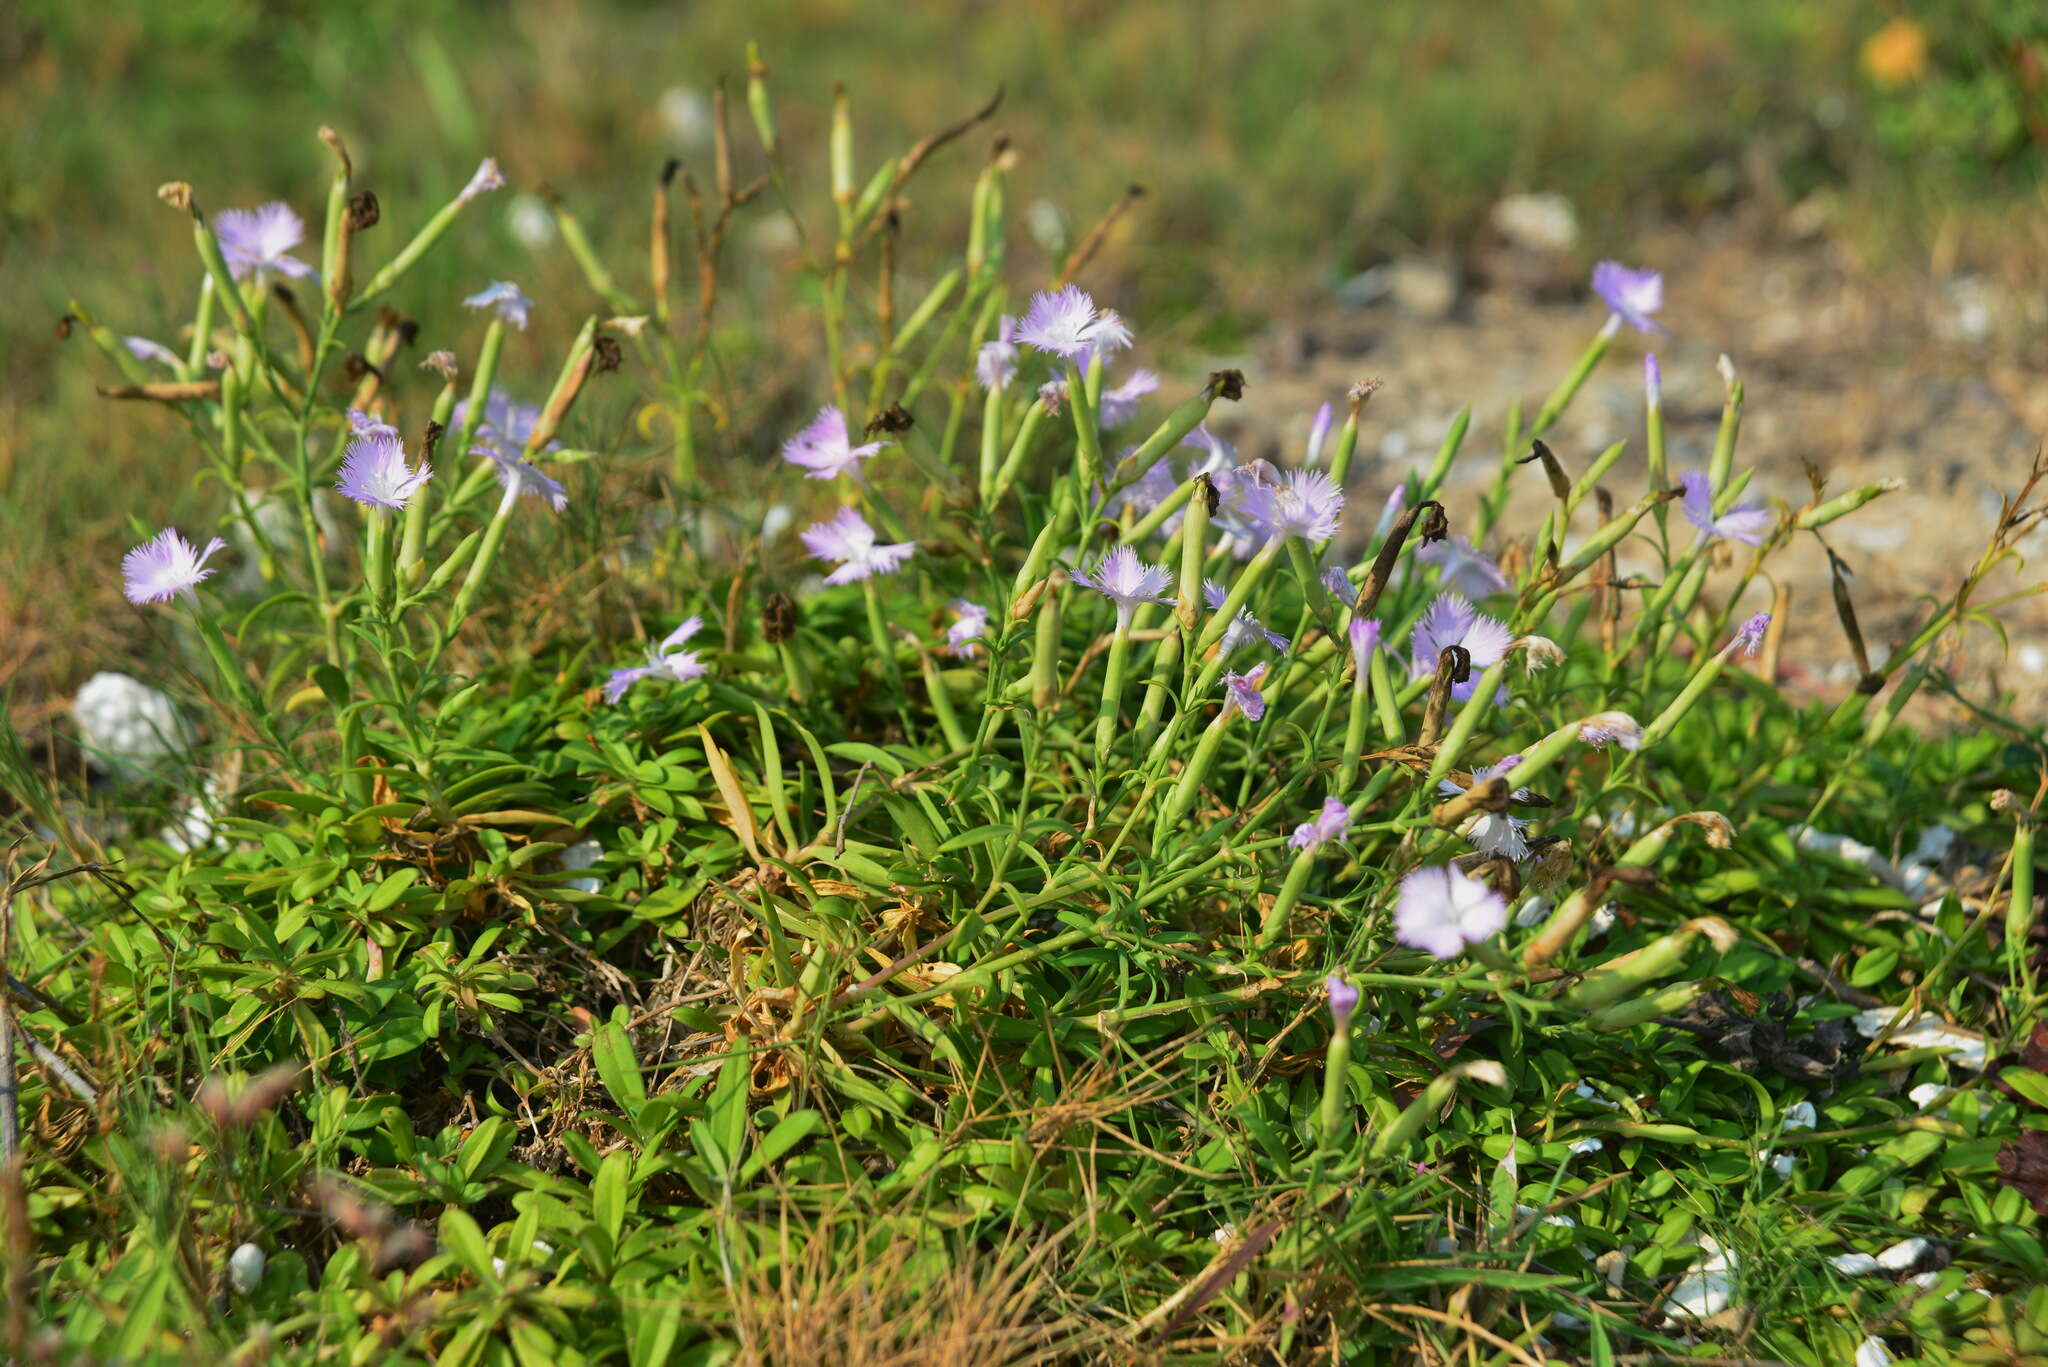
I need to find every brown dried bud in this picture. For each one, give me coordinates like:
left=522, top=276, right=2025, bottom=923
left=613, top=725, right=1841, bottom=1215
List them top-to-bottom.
left=318, top=125, right=352, bottom=181
left=660, top=156, right=681, bottom=186
left=157, top=181, right=194, bottom=213
left=346, top=191, right=380, bottom=231
left=374, top=307, right=419, bottom=348
left=54, top=314, right=75, bottom=341
left=592, top=335, right=625, bottom=374
left=420, top=350, right=459, bottom=380
left=342, top=352, right=378, bottom=384
left=1206, top=369, right=1246, bottom=402
left=1347, top=377, right=1384, bottom=409
left=97, top=381, right=222, bottom=403
left=865, top=403, right=915, bottom=438
left=421, top=420, right=446, bottom=463
left=1195, top=471, right=1220, bottom=517
left=1353, top=498, right=1446, bottom=619
left=1418, top=502, right=1450, bottom=545
left=1010, top=573, right=1059, bottom=622
left=762, top=592, right=798, bottom=644
left=1417, top=643, right=1471, bottom=746
left=1432, top=774, right=1507, bottom=829
left=1663, top=811, right=1736, bottom=848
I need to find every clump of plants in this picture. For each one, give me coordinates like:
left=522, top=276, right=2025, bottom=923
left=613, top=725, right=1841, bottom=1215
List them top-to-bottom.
left=6, top=49, right=2046, bottom=1366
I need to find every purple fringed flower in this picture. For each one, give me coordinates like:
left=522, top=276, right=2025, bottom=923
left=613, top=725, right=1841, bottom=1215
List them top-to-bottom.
left=457, top=158, right=506, bottom=207
left=214, top=202, right=316, bottom=281
left=1591, top=261, right=1664, bottom=335
left=463, top=281, right=533, bottom=331
left=1016, top=285, right=1130, bottom=363
left=1087, top=309, right=1134, bottom=360
left=975, top=317, right=1019, bottom=391
left=124, top=337, right=179, bottom=367
left=1644, top=353, right=1663, bottom=410
left=1098, top=369, right=1161, bottom=429
left=455, top=389, right=553, bottom=460
left=1306, top=402, right=1334, bottom=466
left=781, top=405, right=886, bottom=482
left=348, top=407, right=397, bottom=439
left=1181, top=424, right=1238, bottom=472
left=335, top=431, right=433, bottom=511
left=478, top=445, right=568, bottom=513
left=1118, top=457, right=1183, bottom=526
left=1241, top=469, right=1344, bottom=544
left=1679, top=471, right=1772, bottom=547
left=1373, top=483, right=1407, bottom=541
left=800, top=508, right=915, bottom=585
left=122, top=528, right=226, bottom=606
left=1417, top=535, right=1510, bottom=599
left=1072, top=546, right=1172, bottom=626
left=1321, top=561, right=1355, bottom=602
left=1204, top=580, right=1290, bottom=654
left=1409, top=591, right=1513, bottom=700
left=945, top=598, right=990, bottom=658
left=1731, top=611, right=1771, bottom=656
left=605, top=617, right=706, bottom=702
left=1347, top=617, right=1381, bottom=675
left=1222, top=661, right=1267, bottom=722
left=1577, top=711, right=1644, bottom=751
left=1437, top=755, right=1535, bottom=860
left=1290, top=797, right=1352, bottom=853
left=1395, top=865, right=1509, bottom=959
left=1325, top=973, right=1360, bottom=1029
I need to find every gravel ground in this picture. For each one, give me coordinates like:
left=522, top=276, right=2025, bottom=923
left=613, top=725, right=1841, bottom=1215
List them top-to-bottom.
left=1209, top=216, right=2048, bottom=722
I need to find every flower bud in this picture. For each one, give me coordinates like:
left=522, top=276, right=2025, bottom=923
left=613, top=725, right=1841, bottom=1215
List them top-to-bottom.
left=762, top=592, right=798, bottom=644
left=1325, top=974, right=1360, bottom=1030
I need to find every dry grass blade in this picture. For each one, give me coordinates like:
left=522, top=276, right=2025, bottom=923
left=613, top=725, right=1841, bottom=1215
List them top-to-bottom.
left=699, top=724, right=764, bottom=860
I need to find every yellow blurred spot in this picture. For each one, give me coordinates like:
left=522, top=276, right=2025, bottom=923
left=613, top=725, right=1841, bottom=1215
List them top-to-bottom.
left=1863, top=17, right=1929, bottom=87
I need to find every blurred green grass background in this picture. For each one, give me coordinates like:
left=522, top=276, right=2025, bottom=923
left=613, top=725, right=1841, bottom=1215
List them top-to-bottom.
left=3, top=0, right=2042, bottom=697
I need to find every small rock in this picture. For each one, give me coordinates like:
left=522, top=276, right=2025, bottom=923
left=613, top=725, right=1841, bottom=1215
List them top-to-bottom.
left=507, top=193, right=556, bottom=251
left=1491, top=193, right=1579, bottom=254
left=1335, top=260, right=1459, bottom=320
left=1935, top=275, right=1997, bottom=344
left=72, top=672, right=190, bottom=781
left=1876, top=1237, right=1933, bottom=1272
left=228, top=1242, right=266, bottom=1295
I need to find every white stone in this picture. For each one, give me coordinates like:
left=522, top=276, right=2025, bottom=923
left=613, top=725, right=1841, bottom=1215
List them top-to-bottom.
left=1490, top=193, right=1579, bottom=254
left=72, top=672, right=190, bottom=780
left=559, top=839, right=604, bottom=894
left=1662, top=1237, right=1738, bottom=1320
left=1877, top=1237, right=1931, bottom=1272
left=228, top=1242, right=266, bottom=1294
